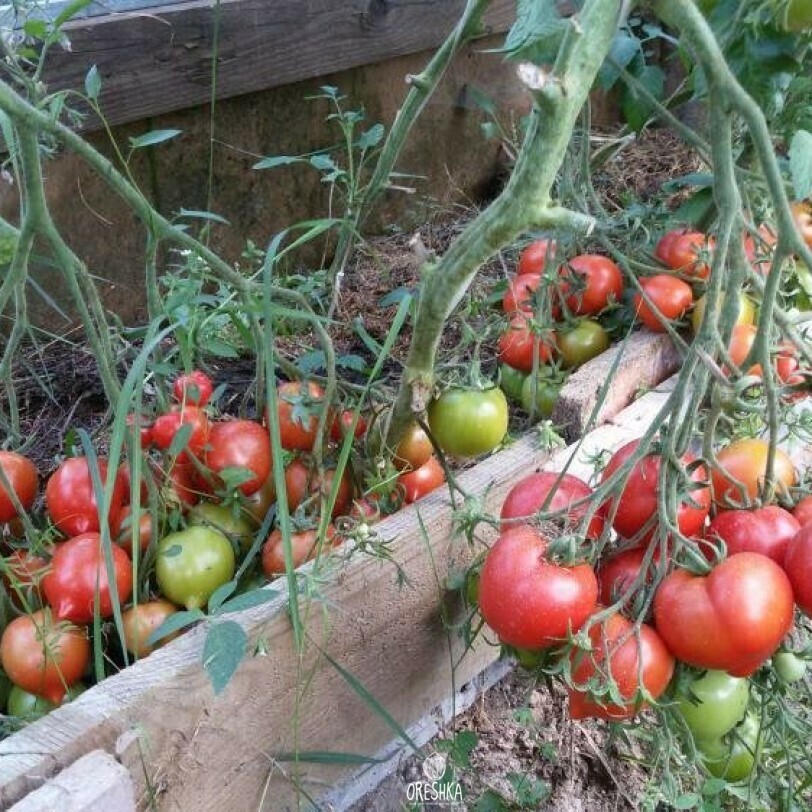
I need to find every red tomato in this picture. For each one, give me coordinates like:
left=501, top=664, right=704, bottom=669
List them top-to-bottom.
left=655, top=229, right=713, bottom=279
left=517, top=239, right=556, bottom=276
left=561, top=255, right=624, bottom=316
left=503, top=273, right=542, bottom=314
left=634, top=275, right=693, bottom=332
left=497, top=314, right=556, bottom=373
left=727, top=324, right=760, bottom=376
left=172, top=370, right=214, bottom=407
left=271, top=381, right=327, bottom=452
left=151, top=405, right=210, bottom=461
left=329, top=410, right=368, bottom=443
left=125, top=414, right=153, bottom=449
left=205, top=419, right=271, bottom=496
left=393, top=423, right=433, bottom=472
left=711, top=439, right=796, bottom=507
left=601, top=440, right=710, bottom=541
left=0, top=451, right=38, bottom=522
left=398, top=456, right=445, bottom=504
left=46, top=457, right=127, bottom=537
left=282, top=458, right=310, bottom=513
left=281, top=459, right=352, bottom=518
left=117, top=460, right=149, bottom=505
left=162, top=461, right=200, bottom=509
left=500, top=472, right=604, bottom=540
left=243, top=476, right=276, bottom=527
left=793, top=495, right=812, bottom=528
left=706, top=506, right=800, bottom=563
left=115, top=507, right=153, bottom=556
left=784, top=524, right=812, bottom=616
left=262, top=526, right=336, bottom=576
left=478, top=526, right=597, bottom=650
left=43, top=532, right=134, bottom=623
left=597, top=546, right=650, bottom=606
left=2, top=549, right=49, bottom=610
left=653, top=552, right=794, bottom=676
left=122, top=600, right=178, bottom=657
left=0, top=609, right=89, bottom=703
left=568, top=612, right=674, bottom=720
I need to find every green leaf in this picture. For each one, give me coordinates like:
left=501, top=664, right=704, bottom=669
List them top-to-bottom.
left=54, top=0, right=92, bottom=28
left=501, top=0, right=567, bottom=65
left=23, top=19, right=49, bottom=39
left=598, top=33, right=640, bottom=90
left=622, top=64, right=665, bottom=132
left=84, top=65, right=101, bottom=101
left=460, top=85, right=498, bottom=116
left=356, top=124, right=384, bottom=150
left=129, top=129, right=182, bottom=149
left=790, top=130, right=812, bottom=200
left=310, top=153, right=338, bottom=172
left=253, top=155, right=303, bottom=170
left=661, top=172, right=714, bottom=192
left=669, top=188, right=715, bottom=226
left=178, top=208, right=231, bottom=225
left=378, top=287, right=414, bottom=308
left=205, top=338, right=241, bottom=358
left=337, top=354, right=367, bottom=373
left=167, top=423, right=193, bottom=458
left=207, top=580, right=238, bottom=615
left=216, top=588, right=280, bottom=616
left=147, top=608, right=205, bottom=646
left=202, top=620, right=247, bottom=695
left=275, top=751, right=384, bottom=765
left=507, top=774, right=550, bottom=807
left=701, top=778, right=728, bottom=796
left=473, top=790, right=509, bottom=812
left=672, top=793, right=701, bottom=810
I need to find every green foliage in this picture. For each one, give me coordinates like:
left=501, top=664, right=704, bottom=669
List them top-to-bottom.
left=501, top=0, right=568, bottom=65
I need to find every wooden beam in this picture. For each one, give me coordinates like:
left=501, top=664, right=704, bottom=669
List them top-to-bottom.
left=41, top=0, right=516, bottom=131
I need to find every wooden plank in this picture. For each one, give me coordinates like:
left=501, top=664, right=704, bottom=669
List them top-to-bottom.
left=41, top=0, right=517, bottom=131
left=0, top=334, right=675, bottom=811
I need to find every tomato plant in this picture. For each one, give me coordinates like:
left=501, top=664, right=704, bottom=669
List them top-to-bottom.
left=517, top=239, right=556, bottom=276
left=560, top=254, right=624, bottom=316
left=634, top=275, right=693, bottom=332
left=497, top=314, right=556, bottom=372
left=556, top=320, right=609, bottom=369
left=726, top=323, right=760, bottom=376
left=173, top=370, right=214, bottom=407
left=272, top=381, right=326, bottom=452
left=428, top=387, right=508, bottom=457
left=151, top=405, right=211, bottom=460
left=329, top=410, right=367, bottom=442
left=205, top=419, right=272, bottom=496
left=711, top=438, right=796, bottom=507
left=601, top=440, right=710, bottom=541
left=0, top=451, right=38, bottom=523
left=398, top=455, right=445, bottom=503
left=46, top=456, right=127, bottom=537
left=500, top=471, right=604, bottom=539
left=243, top=476, right=276, bottom=527
left=705, top=506, right=800, bottom=563
left=116, top=507, right=153, bottom=556
left=783, top=523, right=812, bottom=616
left=155, top=526, right=235, bottom=610
left=478, top=526, right=597, bottom=650
left=43, top=532, right=134, bottom=623
left=596, top=545, right=650, bottom=606
left=2, top=550, right=49, bottom=610
left=653, top=552, right=794, bottom=676
left=121, top=600, right=179, bottom=657
left=0, top=609, right=89, bottom=703
left=568, top=612, right=674, bottom=721
left=773, top=650, right=807, bottom=683
left=675, top=669, right=749, bottom=740
left=7, top=682, right=86, bottom=720
left=698, top=714, right=761, bottom=783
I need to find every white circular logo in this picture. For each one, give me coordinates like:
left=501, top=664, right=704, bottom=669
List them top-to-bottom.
left=422, top=752, right=447, bottom=783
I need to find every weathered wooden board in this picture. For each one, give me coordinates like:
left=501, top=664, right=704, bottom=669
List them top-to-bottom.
left=42, top=0, right=516, bottom=131
left=0, top=334, right=677, bottom=812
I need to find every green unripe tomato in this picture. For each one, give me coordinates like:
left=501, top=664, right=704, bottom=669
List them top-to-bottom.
left=783, top=0, right=812, bottom=31
left=691, top=292, right=755, bottom=337
left=556, top=319, right=609, bottom=369
left=498, top=364, right=527, bottom=404
left=520, top=372, right=560, bottom=418
left=428, top=387, right=509, bottom=458
left=188, top=503, right=255, bottom=554
left=156, top=526, right=236, bottom=610
left=773, top=651, right=808, bottom=683
left=677, top=669, right=749, bottom=740
left=7, top=682, right=86, bottom=720
left=698, top=714, right=761, bottom=783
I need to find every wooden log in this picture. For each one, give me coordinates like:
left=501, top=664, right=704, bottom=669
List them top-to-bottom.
left=41, top=0, right=516, bottom=132
left=0, top=337, right=676, bottom=811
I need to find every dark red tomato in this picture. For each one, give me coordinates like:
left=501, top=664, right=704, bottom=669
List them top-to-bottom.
left=653, top=229, right=681, bottom=266
left=655, top=229, right=713, bottom=279
left=517, top=239, right=557, bottom=276
left=561, top=255, right=624, bottom=316
left=503, top=273, right=542, bottom=314
left=634, top=275, right=693, bottom=332
left=497, top=314, right=556, bottom=373
left=172, top=370, right=214, bottom=407
left=272, top=381, right=327, bottom=452
left=151, top=405, right=210, bottom=461
left=329, top=410, right=368, bottom=443
left=125, top=414, right=153, bottom=449
left=205, top=419, right=271, bottom=496
left=393, top=423, right=433, bottom=472
left=711, top=439, right=796, bottom=507
left=601, top=440, right=710, bottom=541
left=0, top=451, right=38, bottom=523
left=398, top=456, right=445, bottom=504
left=46, top=457, right=127, bottom=537
left=282, top=458, right=311, bottom=513
left=281, top=459, right=352, bottom=518
left=312, top=467, right=353, bottom=518
left=500, top=472, right=604, bottom=540
left=793, top=495, right=812, bottom=528
left=115, top=506, right=153, bottom=556
left=706, top=506, right=800, bottom=563
left=783, top=524, right=812, bottom=616
left=262, top=526, right=336, bottom=576
left=478, top=526, right=597, bottom=650
left=43, top=532, right=133, bottom=623
left=597, top=546, right=650, bottom=606
left=2, top=549, right=49, bottom=610
left=653, top=552, right=794, bottom=676
left=121, top=600, right=178, bottom=657
left=0, top=609, right=89, bottom=703
left=568, top=612, right=674, bottom=720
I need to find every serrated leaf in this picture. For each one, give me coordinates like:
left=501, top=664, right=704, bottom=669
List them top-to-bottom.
left=501, top=0, right=567, bottom=65
left=84, top=64, right=101, bottom=100
left=357, top=124, right=384, bottom=150
left=129, top=129, right=182, bottom=149
left=790, top=130, right=812, bottom=200
left=253, top=155, right=303, bottom=170
left=178, top=208, right=230, bottom=225
left=295, top=349, right=327, bottom=373
left=337, top=354, right=367, bottom=373
left=207, top=580, right=238, bottom=615
left=217, top=588, right=280, bottom=616
left=147, top=608, right=205, bottom=646
left=202, top=620, right=247, bottom=695
left=473, top=791, right=508, bottom=812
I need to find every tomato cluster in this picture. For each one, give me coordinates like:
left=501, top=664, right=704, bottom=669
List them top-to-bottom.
left=0, top=369, right=450, bottom=723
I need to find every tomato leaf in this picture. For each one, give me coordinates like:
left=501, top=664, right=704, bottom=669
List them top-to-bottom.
left=501, top=0, right=567, bottom=65
left=597, top=33, right=640, bottom=90
left=84, top=65, right=101, bottom=101
left=356, top=124, right=384, bottom=150
left=129, top=129, right=182, bottom=149
left=789, top=129, right=812, bottom=200
left=253, top=155, right=303, bottom=170
left=178, top=208, right=231, bottom=226
left=167, top=423, right=193, bottom=458
left=207, top=580, right=238, bottom=615
left=216, top=588, right=280, bottom=616
left=147, top=608, right=205, bottom=647
left=202, top=620, right=247, bottom=695
left=672, top=794, right=701, bottom=810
